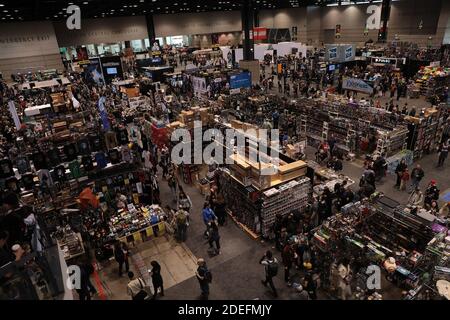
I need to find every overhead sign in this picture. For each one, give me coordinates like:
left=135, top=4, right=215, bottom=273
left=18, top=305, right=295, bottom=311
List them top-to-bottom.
left=253, top=27, right=267, bottom=41
left=371, top=57, right=398, bottom=66
left=342, top=78, right=373, bottom=94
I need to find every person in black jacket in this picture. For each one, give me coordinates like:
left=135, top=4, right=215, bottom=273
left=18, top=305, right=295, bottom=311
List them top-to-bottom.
left=394, top=159, right=407, bottom=188
left=410, top=164, right=424, bottom=192
left=0, top=192, right=26, bottom=247
left=207, top=221, right=221, bottom=255
left=114, top=241, right=129, bottom=277
left=149, top=260, right=164, bottom=299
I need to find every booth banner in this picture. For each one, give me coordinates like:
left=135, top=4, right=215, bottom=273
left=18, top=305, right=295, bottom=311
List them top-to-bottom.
left=253, top=27, right=268, bottom=41
left=344, top=45, right=355, bottom=61
left=328, top=46, right=338, bottom=60
left=100, top=56, right=124, bottom=83
left=371, top=57, right=398, bottom=66
left=229, top=72, right=252, bottom=90
left=342, top=78, right=373, bottom=94
left=8, top=101, right=21, bottom=130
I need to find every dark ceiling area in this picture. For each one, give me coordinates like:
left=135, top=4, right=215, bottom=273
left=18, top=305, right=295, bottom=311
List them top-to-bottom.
left=0, top=0, right=378, bottom=22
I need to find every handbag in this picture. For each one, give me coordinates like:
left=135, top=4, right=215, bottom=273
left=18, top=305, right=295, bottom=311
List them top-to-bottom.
left=132, top=278, right=149, bottom=300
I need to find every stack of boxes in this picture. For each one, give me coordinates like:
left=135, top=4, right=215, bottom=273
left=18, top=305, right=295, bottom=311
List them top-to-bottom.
left=179, top=108, right=214, bottom=129
left=260, top=177, right=311, bottom=237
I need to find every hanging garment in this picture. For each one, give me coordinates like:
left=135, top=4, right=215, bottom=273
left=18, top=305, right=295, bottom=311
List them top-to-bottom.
left=116, top=127, right=129, bottom=145
left=105, top=131, right=118, bottom=150
left=78, top=138, right=90, bottom=155
left=64, top=143, right=77, bottom=162
left=120, top=145, right=133, bottom=163
left=47, top=148, right=61, bottom=167
left=108, top=148, right=121, bottom=164
left=32, top=152, right=48, bottom=170
left=95, top=152, right=108, bottom=169
left=82, top=155, right=94, bottom=171
left=15, top=156, right=30, bottom=175
left=69, top=160, right=81, bottom=178
left=54, top=165, right=66, bottom=182
left=38, top=169, right=53, bottom=187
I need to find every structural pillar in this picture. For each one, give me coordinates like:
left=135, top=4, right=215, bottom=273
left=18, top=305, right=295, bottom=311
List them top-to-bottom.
left=241, top=0, right=254, bottom=61
left=378, top=0, right=392, bottom=43
left=254, top=8, right=260, bottom=28
left=145, top=14, right=156, bottom=42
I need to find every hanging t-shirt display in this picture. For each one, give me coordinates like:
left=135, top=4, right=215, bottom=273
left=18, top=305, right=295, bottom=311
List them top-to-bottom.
left=116, top=127, right=129, bottom=145
left=105, top=131, right=118, bottom=150
left=89, top=133, right=103, bottom=152
left=78, top=138, right=90, bottom=155
left=64, top=143, right=77, bottom=162
left=120, top=145, right=132, bottom=163
left=47, top=148, right=61, bottom=167
left=108, top=148, right=121, bottom=164
left=32, top=152, right=48, bottom=170
left=95, top=152, right=108, bottom=169
left=82, top=155, right=94, bottom=171
left=15, top=156, right=30, bottom=175
left=0, top=158, right=14, bottom=178
left=69, top=160, right=81, bottom=178
left=54, top=165, right=66, bottom=182
left=21, top=173, right=35, bottom=190
left=6, top=177, right=19, bottom=193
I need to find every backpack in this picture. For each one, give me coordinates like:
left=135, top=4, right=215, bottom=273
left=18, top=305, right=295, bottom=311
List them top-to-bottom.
left=267, top=261, right=279, bottom=277
left=204, top=270, right=213, bottom=283
left=132, top=278, right=148, bottom=301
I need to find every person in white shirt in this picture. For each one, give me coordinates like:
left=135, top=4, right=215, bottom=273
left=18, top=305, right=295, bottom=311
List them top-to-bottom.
left=127, top=271, right=149, bottom=300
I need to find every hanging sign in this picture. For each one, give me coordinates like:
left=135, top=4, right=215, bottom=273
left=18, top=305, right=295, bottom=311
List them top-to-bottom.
left=342, top=78, right=373, bottom=94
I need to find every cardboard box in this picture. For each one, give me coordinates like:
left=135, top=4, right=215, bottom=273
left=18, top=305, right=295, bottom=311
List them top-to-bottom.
left=230, top=119, right=243, bottom=130
left=277, top=160, right=307, bottom=182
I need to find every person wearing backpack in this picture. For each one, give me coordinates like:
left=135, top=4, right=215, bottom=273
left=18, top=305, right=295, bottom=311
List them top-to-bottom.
left=175, top=206, right=188, bottom=242
left=207, top=221, right=221, bottom=255
left=259, top=250, right=278, bottom=298
left=196, top=258, right=212, bottom=300
left=127, top=271, right=149, bottom=300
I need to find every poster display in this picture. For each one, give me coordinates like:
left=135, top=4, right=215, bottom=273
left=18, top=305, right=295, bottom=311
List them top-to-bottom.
left=325, top=44, right=355, bottom=63
left=100, top=56, right=123, bottom=83
left=82, top=58, right=104, bottom=85
left=229, top=72, right=252, bottom=90
left=192, top=76, right=208, bottom=96
left=342, top=78, right=373, bottom=94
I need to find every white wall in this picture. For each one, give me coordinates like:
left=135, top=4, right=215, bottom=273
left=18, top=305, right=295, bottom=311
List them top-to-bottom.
left=154, top=11, right=241, bottom=37
left=54, top=16, right=149, bottom=47
left=0, top=21, right=63, bottom=78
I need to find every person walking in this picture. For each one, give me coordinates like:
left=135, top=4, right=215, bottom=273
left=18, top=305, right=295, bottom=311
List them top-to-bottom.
left=437, top=139, right=449, bottom=167
left=394, top=159, right=407, bottom=188
left=410, top=164, right=424, bottom=192
left=399, top=168, right=410, bottom=191
left=167, top=173, right=178, bottom=201
left=213, top=193, right=226, bottom=226
left=202, top=202, right=217, bottom=236
left=175, top=206, right=188, bottom=242
left=207, top=221, right=221, bottom=255
left=114, top=241, right=129, bottom=277
left=281, top=242, right=295, bottom=286
left=260, top=250, right=279, bottom=298
left=196, top=258, right=212, bottom=300
left=149, top=261, right=164, bottom=299
left=127, top=271, right=149, bottom=300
